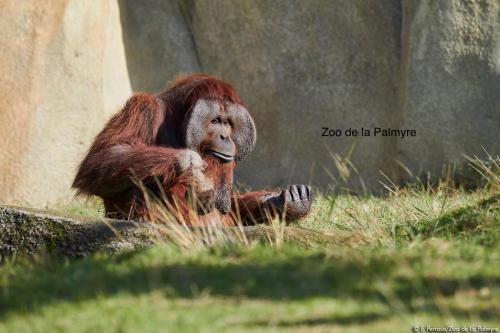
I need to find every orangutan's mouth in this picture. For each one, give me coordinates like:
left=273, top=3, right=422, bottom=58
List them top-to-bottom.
left=207, top=149, right=234, bottom=162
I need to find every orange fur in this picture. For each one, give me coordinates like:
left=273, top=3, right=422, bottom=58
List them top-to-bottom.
left=73, top=74, right=285, bottom=225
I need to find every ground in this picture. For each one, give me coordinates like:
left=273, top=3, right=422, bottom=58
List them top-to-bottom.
left=0, top=162, right=499, bottom=333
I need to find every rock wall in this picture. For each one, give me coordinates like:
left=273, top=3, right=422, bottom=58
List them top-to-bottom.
left=0, top=0, right=131, bottom=207
left=0, top=0, right=499, bottom=207
left=119, top=0, right=499, bottom=191
left=119, top=0, right=403, bottom=191
left=186, top=0, right=402, bottom=190
left=400, top=0, right=500, bottom=178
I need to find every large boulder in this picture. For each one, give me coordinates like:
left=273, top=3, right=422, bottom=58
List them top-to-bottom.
left=185, top=0, right=402, bottom=191
left=400, top=0, right=500, bottom=179
left=0, top=1, right=131, bottom=207
left=0, top=205, right=346, bottom=258
left=0, top=206, right=153, bottom=258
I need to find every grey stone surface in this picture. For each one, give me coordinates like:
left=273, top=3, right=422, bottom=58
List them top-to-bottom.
left=117, top=0, right=499, bottom=190
left=118, top=0, right=200, bottom=93
left=186, top=0, right=402, bottom=191
left=400, top=0, right=500, bottom=180
left=0, top=206, right=153, bottom=258
left=0, top=206, right=344, bottom=258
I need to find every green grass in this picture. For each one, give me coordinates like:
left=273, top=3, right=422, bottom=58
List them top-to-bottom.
left=1, top=159, right=499, bottom=332
left=51, top=197, right=105, bottom=219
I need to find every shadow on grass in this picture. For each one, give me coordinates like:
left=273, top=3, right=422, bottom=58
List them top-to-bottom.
left=1, top=247, right=498, bottom=320
left=0, top=250, right=385, bottom=315
left=247, top=311, right=390, bottom=328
